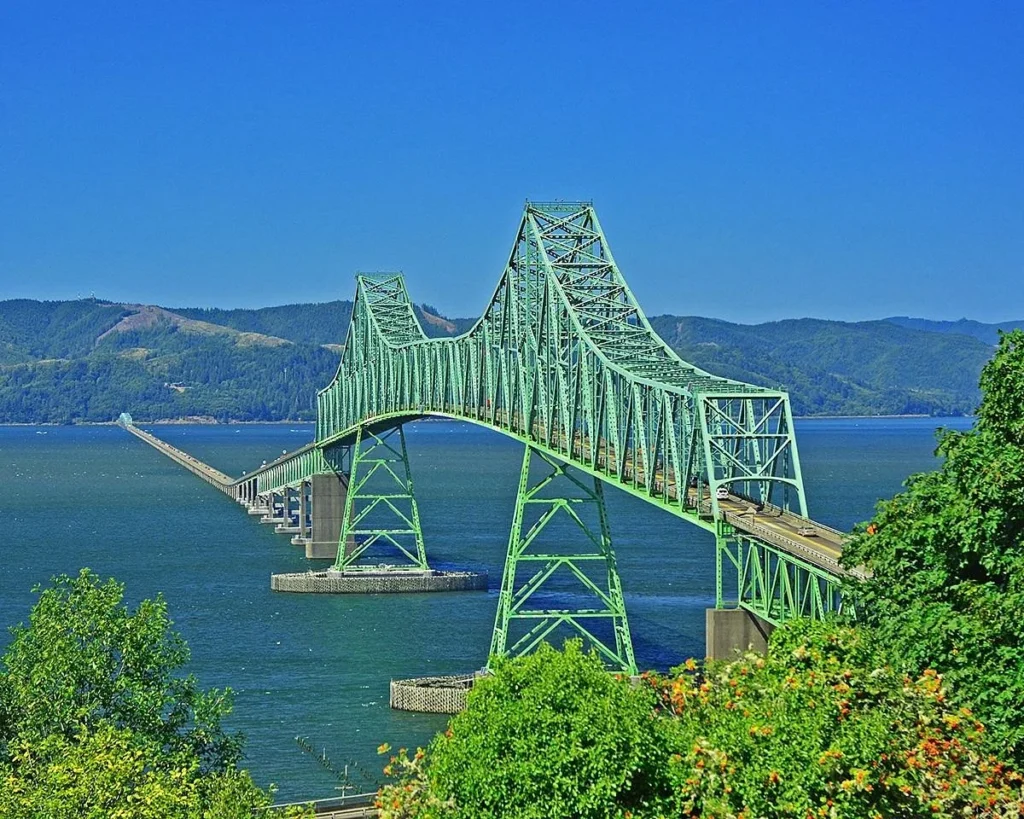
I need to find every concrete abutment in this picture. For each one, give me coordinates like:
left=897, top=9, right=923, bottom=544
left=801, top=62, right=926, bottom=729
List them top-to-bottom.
left=704, top=607, right=775, bottom=661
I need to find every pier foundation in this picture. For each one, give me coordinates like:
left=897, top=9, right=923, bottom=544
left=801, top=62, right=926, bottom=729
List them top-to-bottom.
left=307, top=472, right=347, bottom=560
left=270, top=568, right=488, bottom=594
left=705, top=607, right=774, bottom=660
left=389, top=674, right=479, bottom=714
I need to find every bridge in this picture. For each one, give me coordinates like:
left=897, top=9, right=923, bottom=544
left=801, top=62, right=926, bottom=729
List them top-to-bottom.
left=123, top=201, right=857, bottom=676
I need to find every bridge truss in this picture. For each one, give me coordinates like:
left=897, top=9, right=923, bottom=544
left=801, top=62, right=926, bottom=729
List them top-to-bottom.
left=242, top=202, right=849, bottom=672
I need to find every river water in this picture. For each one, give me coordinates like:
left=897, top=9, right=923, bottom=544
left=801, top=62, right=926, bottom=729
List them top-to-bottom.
left=0, top=416, right=972, bottom=800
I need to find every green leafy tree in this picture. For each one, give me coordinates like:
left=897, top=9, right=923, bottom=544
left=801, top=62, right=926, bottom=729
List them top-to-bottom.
left=842, top=329, right=1024, bottom=764
left=0, top=569, right=241, bottom=771
left=0, top=570, right=308, bottom=817
left=382, top=641, right=669, bottom=819
left=0, top=722, right=271, bottom=819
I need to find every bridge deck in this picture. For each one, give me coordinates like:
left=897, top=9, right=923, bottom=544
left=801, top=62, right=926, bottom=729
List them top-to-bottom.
left=121, top=413, right=856, bottom=577
left=122, top=423, right=235, bottom=493
left=719, top=497, right=849, bottom=575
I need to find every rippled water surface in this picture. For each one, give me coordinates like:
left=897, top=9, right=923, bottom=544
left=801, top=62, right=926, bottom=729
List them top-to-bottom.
left=0, top=416, right=972, bottom=800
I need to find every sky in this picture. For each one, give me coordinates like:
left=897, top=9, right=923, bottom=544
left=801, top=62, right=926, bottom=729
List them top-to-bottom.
left=1, top=2, right=1022, bottom=324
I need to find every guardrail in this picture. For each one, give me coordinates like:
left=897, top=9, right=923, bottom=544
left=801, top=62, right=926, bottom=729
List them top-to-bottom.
left=724, top=511, right=843, bottom=575
left=263, top=792, right=378, bottom=817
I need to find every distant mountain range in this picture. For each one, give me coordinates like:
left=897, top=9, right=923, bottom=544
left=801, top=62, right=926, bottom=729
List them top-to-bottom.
left=0, top=297, right=1019, bottom=424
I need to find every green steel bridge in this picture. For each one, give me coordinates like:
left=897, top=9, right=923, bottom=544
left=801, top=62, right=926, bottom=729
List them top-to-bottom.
left=133, top=201, right=857, bottom=674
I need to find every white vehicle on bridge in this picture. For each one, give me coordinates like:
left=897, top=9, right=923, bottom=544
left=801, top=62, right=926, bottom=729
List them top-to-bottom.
left=716, top=486, right=730, bottom=500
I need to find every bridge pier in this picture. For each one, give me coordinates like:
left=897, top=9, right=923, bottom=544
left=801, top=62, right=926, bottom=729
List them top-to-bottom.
left=307, top=472, right=348, bottom=560
left=299, top=480, right=309, bottom=538
left=275, top=486, right=302, bottom=534
left=705, top=607, right=774, bottom=660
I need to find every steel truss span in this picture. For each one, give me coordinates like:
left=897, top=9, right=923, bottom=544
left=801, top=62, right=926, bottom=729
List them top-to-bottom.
left=242, top=201, right=851, bottom=667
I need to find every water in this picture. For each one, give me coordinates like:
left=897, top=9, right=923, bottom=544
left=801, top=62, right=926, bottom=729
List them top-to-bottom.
left=0, top=416, right=972, bottom=800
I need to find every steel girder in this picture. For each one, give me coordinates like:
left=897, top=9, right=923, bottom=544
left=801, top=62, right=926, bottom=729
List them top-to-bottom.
left=715, top=524, right=847, bottom=625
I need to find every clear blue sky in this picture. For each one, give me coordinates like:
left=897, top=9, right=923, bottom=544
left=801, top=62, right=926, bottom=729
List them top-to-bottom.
left=1, top=2, right=1022, bottom=324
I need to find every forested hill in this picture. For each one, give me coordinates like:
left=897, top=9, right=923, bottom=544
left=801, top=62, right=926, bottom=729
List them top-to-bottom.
left=0, top=297, right=1018, bottom=423
left=884, top=316, right=1024, bottom=346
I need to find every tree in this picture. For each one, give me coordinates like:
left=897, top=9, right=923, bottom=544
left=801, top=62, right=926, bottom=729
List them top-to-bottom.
left=841, top=329, right=1024, bottom=764
left=0, top=569, right=240, bottom=771
left=0, top=570, right=302, bottom=817
left=381, top=641, right=669, bottom=819
left=0, top=723, right=269, bottom=819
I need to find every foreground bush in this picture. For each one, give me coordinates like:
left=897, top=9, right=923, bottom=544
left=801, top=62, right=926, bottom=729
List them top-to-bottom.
left=843, top=329, right=1024, bottom=765
left=0, top=570, right=308, bottom=818
left=652, top=621, right=1023, bottom=817
left=379, top=626, right=1024, bottom=818
left=380, top=641, right=669, bottom=818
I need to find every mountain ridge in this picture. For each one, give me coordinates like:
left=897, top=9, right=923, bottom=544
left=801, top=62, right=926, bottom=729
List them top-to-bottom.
left=0, top=297, right=1019, bottom=424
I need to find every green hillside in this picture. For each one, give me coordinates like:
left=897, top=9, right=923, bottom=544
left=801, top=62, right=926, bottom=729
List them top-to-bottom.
left=0, top=298, right=1003, bottom=423
left=173, top=301, right=462, bottom=344
left=652, top=316, right=993, bottom=415
left=884, top=316, right=1024, bottom=345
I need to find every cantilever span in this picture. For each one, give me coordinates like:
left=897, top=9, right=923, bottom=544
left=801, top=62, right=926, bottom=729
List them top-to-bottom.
left=220, top=201, right=853, bottom=670
left=122, top=202, right=854, bottom=674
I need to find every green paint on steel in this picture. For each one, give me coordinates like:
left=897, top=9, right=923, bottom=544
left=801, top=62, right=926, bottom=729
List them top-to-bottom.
left=232, top=201, right=848, bottom=651
left=333, top=424, right=428, bottom=572
left=489, top=444, right=636, bottom=673
left=715, top=521, right=846, bottom=627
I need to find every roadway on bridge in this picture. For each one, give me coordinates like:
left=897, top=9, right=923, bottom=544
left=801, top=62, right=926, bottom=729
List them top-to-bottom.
left=719, top=495, right=848, bottom=575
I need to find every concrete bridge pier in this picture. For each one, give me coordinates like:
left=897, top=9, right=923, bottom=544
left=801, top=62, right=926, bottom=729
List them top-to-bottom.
left=306, top=472, right=349, bottom=560
left=291, top=480, right=311, bottom=547
left=275, top=486, right=302, bottom=534
left=261, top=490, right=287, bottom=525
left=248, top=491, right=269, bottom=516
left=705, top=608, right=775, bottom=661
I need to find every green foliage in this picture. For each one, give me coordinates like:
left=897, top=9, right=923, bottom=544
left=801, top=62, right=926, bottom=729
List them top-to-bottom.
left=0, top=298, right=128, bottom=363
left=172, top=301, right=356, bottom=347
left=650, top=315, right=993, bottom=416
left=0, top=322, right=340, bottom=423
left=842, top=329, right=1024, bottom=766
left=0, top=569, right=241, bottom=770
left=0, top=570, right=304, bottom=817
left=648, top=622, right=1023, bottom=817
left=381, top=627, right=1024, bottom=818
left=383, top=641, right=668, bottom=819
left=0, top=723, right=270, bottom=819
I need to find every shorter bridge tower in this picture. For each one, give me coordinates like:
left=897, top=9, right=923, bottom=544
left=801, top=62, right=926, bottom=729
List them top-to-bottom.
left=333, top=424, right=428, bottom=572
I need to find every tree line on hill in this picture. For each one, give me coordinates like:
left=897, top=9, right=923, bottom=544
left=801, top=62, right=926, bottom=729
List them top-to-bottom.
left=0, top=297, right=1019, bottom=423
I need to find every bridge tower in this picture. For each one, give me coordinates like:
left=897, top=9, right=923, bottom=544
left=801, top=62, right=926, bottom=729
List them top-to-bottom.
left=333, top=424, right=428, bottom=572
left=489, top=445, right=636, bottom=674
